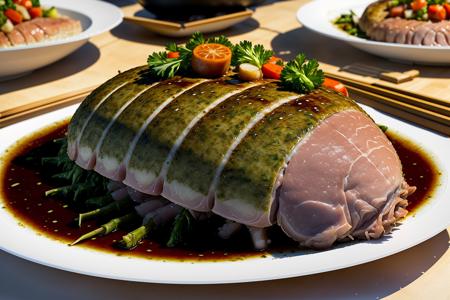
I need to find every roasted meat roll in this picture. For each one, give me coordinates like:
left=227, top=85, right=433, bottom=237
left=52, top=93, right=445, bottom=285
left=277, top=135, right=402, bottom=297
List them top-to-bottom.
left=67, top=67, right=414, bottom=248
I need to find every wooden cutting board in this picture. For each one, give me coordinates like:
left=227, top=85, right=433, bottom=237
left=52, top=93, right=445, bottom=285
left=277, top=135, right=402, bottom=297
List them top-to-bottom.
left=0, top=0, right=449, bottom=125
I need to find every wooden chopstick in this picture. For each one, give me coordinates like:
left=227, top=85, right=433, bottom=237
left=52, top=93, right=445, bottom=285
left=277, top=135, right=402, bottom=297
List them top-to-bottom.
left=184, top=9, right=253, bottom=28
left=325, top=72, right=450, bottom=117
left=0, top=86, right=95, bottom=128
left=349, top=87, right=450, bottom=136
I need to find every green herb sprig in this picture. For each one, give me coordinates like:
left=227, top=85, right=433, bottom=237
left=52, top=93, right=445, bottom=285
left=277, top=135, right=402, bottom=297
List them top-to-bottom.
left=232, top=40, right=273, bottom=69
left=280, top=54, right=324, bottom=93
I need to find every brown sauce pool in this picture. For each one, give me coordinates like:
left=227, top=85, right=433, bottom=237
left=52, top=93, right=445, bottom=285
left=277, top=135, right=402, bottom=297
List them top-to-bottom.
left=0, top=121, right=440, bottom=262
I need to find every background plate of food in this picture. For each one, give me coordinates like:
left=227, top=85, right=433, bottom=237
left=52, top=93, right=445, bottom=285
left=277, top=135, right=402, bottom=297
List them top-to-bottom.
left=0, top=0, right=122, bottom=80
left=297, top=0, right=450, bottom=65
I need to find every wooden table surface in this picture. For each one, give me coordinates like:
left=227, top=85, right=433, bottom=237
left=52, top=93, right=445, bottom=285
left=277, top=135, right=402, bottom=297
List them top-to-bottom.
left=0, top=0, right=449, bottom=299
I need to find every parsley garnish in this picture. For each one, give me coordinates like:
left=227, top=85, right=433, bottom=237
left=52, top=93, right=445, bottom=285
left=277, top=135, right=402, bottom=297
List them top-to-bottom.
left=147, top=32, right=232, bottom=79
left=232, top=41, right=273, bottom=69
left=147, top=52, right=184, bottom=78
left=280, top=54, right=324, bottom=93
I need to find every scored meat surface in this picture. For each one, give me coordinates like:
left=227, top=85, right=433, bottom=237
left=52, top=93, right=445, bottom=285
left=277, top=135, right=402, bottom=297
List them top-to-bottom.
left=359, top=0, right=450, bottom=46
left=0, top=17, right=82, bottom=48
left=67, top=66, right=413, bottom=248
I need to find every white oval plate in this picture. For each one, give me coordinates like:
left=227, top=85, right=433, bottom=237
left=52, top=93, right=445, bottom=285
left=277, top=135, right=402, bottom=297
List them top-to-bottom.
left=0, top=0, right=123, bottom=80
left=297, top=0, right=450, bottom=65
left=0, top=104, right=449, bottom=284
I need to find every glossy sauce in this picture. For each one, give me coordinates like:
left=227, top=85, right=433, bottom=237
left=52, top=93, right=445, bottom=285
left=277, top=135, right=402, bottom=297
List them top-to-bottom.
left=0, top=122, right=440, bottom=261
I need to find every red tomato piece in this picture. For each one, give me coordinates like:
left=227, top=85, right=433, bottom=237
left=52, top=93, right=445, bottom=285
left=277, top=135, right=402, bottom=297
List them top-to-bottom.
left=410, top=0, right=427, bottom=12
left=428, top=4, right=447, bottom=22
left=444, top=4, right=450, bottom=19
left=390, top=5, right=405, bottom=18
left=28, top=7, right=42, bottom=18
left=5, top=8, right=23, bottom=24
left=167, top=51, right=180, bottom=59
left=262, top=63, right=283, bottom=79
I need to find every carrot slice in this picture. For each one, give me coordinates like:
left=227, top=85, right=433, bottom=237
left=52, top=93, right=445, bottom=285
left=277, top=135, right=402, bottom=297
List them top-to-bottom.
left=5, top=8, right=23, bottom=25
left=191, top=43, right=232, bottom=77
left=262, top=63, right=283, bottom=79
left=322, top=78, right=349, bottom=97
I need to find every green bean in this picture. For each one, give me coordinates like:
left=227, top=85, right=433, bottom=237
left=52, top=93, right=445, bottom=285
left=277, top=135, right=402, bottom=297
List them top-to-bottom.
left=78, top=197, right=134, bottom=227
left=71, top=212, right=140, bottom=246
left=119, top=220, right=156, bottom=250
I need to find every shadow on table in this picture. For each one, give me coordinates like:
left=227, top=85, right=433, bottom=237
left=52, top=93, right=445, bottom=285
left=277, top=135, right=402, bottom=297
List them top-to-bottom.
left=103, top=0, right=136, bottom=7
left=110, top=10, right=259, bottom=44
left=270, top=27, right=450, bottom=79
left=0, top=42, right=100, bottom=95
left=0, top=230, right=448, bottom=300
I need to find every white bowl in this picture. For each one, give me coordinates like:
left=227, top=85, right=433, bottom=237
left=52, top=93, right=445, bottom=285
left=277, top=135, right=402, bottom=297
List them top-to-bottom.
left=0, top=0, right=123, bottom=80
left=297, top=0, right=450, bottom=65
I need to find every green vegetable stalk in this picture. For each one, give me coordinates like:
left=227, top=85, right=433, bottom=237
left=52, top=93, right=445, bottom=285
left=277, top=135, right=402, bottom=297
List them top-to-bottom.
left=78, top=197, right=134, bottom=227
left=71, top=212, right=139, bottom=246
left=119, top=220, right=156, bottom=249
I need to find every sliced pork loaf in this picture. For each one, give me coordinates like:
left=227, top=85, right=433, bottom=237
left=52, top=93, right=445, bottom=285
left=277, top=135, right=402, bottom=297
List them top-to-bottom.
left=67, top=67, right=413, bottom=248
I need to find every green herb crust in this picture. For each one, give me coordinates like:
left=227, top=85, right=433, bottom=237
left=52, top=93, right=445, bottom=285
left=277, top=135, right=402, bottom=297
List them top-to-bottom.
left=67, top=66, right=147, bottom=146
left=77, top=70, right=157, bottom=153
left=97, top=76, right=203, bottom=164
left=127, top=77, right=254, bottom=176
left=166, top=82, right=300, bottom=198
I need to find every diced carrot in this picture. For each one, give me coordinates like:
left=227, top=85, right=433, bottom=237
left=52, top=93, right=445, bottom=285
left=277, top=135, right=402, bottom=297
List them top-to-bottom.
left=410, top=0, right=427, bottom=12
left=428, top=4, right=446, bottom=22
left=390, top=5, right=405, bottom=18
left=28, top=7, right=42, bottom=18
left=5, top=8, right=23, bottom=25
left=191, top=43, right=232, bottom=77
left=167, top=51, right=180, bottom=59
left=262, top=63, right=283, bottom=80
left=322, top=78, right=349, bottom=97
